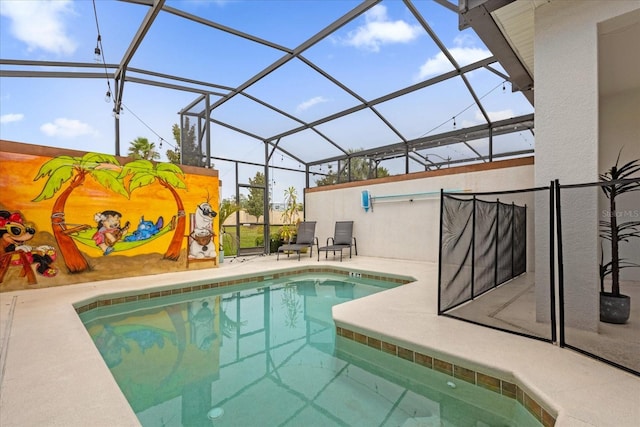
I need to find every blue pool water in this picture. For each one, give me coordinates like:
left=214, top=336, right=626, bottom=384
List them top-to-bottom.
left=80, top=274, right=541, bottom=426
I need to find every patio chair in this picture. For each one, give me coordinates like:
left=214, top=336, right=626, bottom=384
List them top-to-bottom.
left=277, top=221, right=318, bottom=261
left=317, top=221, right=357, bottom=262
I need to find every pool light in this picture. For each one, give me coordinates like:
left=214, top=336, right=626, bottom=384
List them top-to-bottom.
left=207, top=407, right=224, bottom=420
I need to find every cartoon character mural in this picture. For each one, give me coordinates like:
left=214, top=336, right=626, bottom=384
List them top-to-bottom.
left=0, top=142, right=220, bottom=289
left=32, top=153, right=129, bottom=273
left=31, top=154, right=188, bottom=271
left=118, top=160, right=188, bottom=261
left=189, top=201, right=217, bottom=259
left=0, top=210, right=58, bottom=279
left=92, top=210, right=130, bottom=255
left=124, top=216, right=164, bottom=242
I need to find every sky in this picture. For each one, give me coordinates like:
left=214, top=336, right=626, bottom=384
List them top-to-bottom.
left=0, top=0, right=534, bottom=201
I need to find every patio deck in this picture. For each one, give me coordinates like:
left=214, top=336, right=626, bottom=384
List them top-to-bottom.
left=1, top=255, right=638, bottom=426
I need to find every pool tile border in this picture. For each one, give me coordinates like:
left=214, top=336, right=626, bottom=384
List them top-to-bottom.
left=74, top=266, right=412, bottom=314
left=336, top=326, right=556, bottom=427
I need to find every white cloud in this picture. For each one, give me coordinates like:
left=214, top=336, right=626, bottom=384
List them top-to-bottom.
left=0, top=0, right=77, bottom=55
left=343, top=5, right=422, bottom=52
left=414, top=32, right=491, bottom=81
left=450, top=46, right=492, bottom=68
left=415, top=52, right=454, bottom=80
left=296, top=96, right=328, bottom=112
left=462, top=109, right=514, bottom=127
left=477, top=109, right=514, bottom=122
left=0, top=113, right=24, bottom=124
left=40, top=118, right=98, bottom=138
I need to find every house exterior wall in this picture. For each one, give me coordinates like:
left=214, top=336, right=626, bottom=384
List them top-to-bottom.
left=534, top=1, right=639, bottom=330
left=600, top=88, right=640, bottom=281
left=305, top=158, right=535, bottom=265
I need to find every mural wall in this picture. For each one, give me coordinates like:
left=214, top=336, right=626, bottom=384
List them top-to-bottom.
left=0, top=141, right=220, bottom=292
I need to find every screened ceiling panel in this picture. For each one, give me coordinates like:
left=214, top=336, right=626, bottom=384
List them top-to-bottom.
left=0, top=0, right=536, bottom=186
left=164, top=0, right=361, bottom=49
left=302, top=3, right=452, bottom=101
left=128, top=11, right=285, bottom=88
left=243, top=58, right=362, bottom=125
left=463, top=67, right=534, bottom=118
left=376, top=75, right=488, bottom=140
left=374, top=77, right=464, bottom=141
left=117, top=82, right=203, bottom=145
left=209, top=93, right=303, bottom=140
left=314, top=107, right=404, bottom=152
left=209, top=123, right=265, bottom=164
left=277, top=129, right=346, bottom=164
left=491, top=132, right=535, bottom=155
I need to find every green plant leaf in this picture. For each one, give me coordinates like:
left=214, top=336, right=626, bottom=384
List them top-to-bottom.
left=81, top=152, right=120, bottom=170
left=33, top=156, right=78, bottom=181
left=119, top=159, right=154, bottom=178
left=156, top=162, right=184, bottom=175
left=32, top=163, right=75, bottom=201
left=92, top=169, right=129, bottom=198
left=157, top=170, right=186, bottom=189
left=129, top=173, right=156, bottom=192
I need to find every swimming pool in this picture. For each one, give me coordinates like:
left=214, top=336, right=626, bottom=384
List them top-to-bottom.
left=79, top=272, right=541, bottom=426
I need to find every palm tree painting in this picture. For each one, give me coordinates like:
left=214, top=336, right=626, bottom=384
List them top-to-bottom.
left=32, top=153, right=129, bottom=273
left=33, top=153, right=190, bottom=272
left=118, top=159, right=187, bottom=260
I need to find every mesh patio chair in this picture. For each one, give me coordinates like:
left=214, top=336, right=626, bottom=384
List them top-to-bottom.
left=277, top=221, right=318, bottom=261
left=317, top=221, right=357, bottom=261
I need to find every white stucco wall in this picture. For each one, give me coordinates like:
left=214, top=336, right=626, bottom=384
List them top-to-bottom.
left=534, top=1, right=639, bottom=330
left=599, top=88, right=640, bottom=281
left=305, top=161, right=535, bottom=267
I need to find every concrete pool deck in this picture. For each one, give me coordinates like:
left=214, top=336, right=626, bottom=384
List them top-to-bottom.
left=1, top=255, right=638, bottom=426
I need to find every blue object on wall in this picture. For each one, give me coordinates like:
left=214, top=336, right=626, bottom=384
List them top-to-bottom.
left=361, top=190, right=370, bottom=212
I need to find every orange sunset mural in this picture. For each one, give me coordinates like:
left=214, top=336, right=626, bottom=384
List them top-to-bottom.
left=0, top=141, right=220, bottom=292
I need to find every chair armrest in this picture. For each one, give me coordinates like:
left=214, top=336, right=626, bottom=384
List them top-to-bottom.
left=326, top=237, right=334, bottom=246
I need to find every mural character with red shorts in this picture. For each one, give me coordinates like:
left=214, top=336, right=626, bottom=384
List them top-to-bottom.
left=0, top=210, right=58, bottom=277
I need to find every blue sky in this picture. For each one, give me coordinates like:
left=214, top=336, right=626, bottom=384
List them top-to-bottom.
left=0, top=0, right=534, bottom=201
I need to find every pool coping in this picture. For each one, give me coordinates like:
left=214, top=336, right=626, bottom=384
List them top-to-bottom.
left=72, top=265, right=554, bottom=426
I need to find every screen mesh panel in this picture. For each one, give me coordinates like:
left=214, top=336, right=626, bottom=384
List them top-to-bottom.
left=439, top=195, right=527, bottom=312
left=439, top=196, right=474, bottom=311
left=473, top=200, right=497, bottom=296
left=497, top=202, right=514, bottom=285
left=513, top=205, right=527, bottom=276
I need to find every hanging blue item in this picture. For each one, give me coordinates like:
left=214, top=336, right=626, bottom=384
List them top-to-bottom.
left=361, top=190, right=371, bottom=212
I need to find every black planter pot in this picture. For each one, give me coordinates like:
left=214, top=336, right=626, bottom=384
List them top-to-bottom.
left=600, top=292, right=631, bottom=324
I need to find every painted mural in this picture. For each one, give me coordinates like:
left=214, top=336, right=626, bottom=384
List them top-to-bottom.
left=0, top=141, right=220, bottom=292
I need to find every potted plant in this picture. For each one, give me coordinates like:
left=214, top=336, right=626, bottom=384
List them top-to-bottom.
left=598, top=151, right=640, bottom=324
left=218, top=198, right=240, bottom=263
left=269, top=231, right=283, bottom=253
